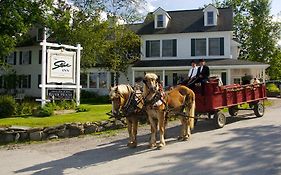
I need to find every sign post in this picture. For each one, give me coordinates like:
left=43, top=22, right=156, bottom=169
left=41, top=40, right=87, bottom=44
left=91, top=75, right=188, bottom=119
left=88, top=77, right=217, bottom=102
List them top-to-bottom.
left=40, top=30, right=82, bottom=107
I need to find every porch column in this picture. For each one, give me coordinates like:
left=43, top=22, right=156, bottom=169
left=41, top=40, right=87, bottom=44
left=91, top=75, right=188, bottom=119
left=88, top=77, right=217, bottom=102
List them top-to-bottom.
left=262, top=68, right=266, bottom=83
left=132, top=69, right=135, bottom=86
left=162, top=69, right=165, bottom=87
left=227, top=69, right=231, bottom=85
left=107, top=72, right=110, bottom=88
left=87, top=73, right=90, bottom=88
left=97, top=74, right=100, bottom=88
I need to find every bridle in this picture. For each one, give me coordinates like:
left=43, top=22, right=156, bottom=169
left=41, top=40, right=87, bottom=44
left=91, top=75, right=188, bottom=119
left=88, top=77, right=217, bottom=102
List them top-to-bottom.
left=108, top=84, right=143, bottom=119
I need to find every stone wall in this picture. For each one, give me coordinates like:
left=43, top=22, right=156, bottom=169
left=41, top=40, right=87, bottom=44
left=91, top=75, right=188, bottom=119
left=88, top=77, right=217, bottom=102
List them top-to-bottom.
left=0, top=119, right=127, bottom=144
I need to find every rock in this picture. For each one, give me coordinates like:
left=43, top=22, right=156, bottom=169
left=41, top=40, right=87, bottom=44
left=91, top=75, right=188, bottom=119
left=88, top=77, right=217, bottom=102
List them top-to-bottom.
left=113, top=120, right=126, bottom=129
left=66, top=123, right=84, bottom=137
left=84, top=124, right=98, bottom=134
left=43, top=125, right=66, bottom=134
left=9, top=126, right=31, bottom=131
left=27, top=128, right=44, bottom=133
left=57, top=129, right=69, bottom=138
left=29, top=131, right=44, bottom=141
left=0, top=132, right=14, bottom=143
left=19, top=132, right=29, bottom=141
left=47, top=134, right=59, bottom=140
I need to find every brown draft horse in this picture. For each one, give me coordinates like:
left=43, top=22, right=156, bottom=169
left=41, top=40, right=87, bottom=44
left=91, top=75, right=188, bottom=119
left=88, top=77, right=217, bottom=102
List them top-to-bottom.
left=143, top=73, right=195, bottom=149
left=109, top=84, right=143, bottom=148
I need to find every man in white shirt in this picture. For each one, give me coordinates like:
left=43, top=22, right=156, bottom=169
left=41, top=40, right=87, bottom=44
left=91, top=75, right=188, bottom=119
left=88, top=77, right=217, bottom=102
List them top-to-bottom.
left=187, top=60, right=198, bottom=88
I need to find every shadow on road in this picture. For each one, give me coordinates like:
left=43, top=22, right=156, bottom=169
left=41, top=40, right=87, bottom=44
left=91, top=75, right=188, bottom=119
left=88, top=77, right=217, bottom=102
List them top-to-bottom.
left=15, top=112, right=280, bottom=175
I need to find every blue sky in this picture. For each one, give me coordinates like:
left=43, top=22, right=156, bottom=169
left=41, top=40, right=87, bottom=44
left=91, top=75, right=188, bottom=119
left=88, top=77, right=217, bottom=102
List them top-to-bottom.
left=146, top=0, right=281, bottom=16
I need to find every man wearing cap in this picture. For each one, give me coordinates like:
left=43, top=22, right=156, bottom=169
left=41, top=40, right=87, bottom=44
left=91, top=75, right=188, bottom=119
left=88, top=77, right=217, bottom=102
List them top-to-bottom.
left=195, top=59, right=210, bottom=95
left=196, top=59, right=210, bottom=83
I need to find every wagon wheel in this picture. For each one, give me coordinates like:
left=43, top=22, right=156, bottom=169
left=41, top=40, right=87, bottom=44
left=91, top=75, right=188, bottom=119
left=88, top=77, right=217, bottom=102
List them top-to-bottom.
left=253, top=101, right=264, bottom=117
left=228, top=106, right=238, bottom=116
left=213, top=111, right=226, bottom=128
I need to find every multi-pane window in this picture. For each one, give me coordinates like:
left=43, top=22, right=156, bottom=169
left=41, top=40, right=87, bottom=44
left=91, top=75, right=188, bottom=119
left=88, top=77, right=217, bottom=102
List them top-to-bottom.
left=207, top=11, right=214, bottom=25
left=157, top=15, right=164, bottom=28
left=209, top=38, right=224, bottom=56
left=162, top=39, right=177, bottom=57
left=191, top=39, right=207, bottom=56
left=146, top=40, right=160, bottom=57
left=20, top=51, right=32, bottom=64
left=5, top=52, right=17, bottom=65
left=80, top=73, right=88, bottom=88
left=89, top=73, right=98, bottom=88
left=99, top=73, right=107, bottom=88
left=18, top=75, right=31, bottom=88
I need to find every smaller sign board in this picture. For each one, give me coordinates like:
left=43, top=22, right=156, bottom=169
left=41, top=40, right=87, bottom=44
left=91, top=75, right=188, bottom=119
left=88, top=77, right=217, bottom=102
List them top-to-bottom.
left=47, top=89, right=74, bottom=100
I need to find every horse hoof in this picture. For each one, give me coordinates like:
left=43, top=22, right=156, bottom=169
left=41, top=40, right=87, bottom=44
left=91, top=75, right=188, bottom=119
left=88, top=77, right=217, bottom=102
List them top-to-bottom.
left=177, top=136, right=183, bottom=141
left=182, top=136, right=189, bottom=141
left=127, top=142, right=137, bottom=148
left=148, top=143, right=157, bottom=149
left=157, top=143, right=165, bottom=150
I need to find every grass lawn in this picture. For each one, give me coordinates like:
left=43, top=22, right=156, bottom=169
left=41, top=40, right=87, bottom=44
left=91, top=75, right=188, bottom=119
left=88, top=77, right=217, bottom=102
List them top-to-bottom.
left=0, top=104, right=111, bottom=128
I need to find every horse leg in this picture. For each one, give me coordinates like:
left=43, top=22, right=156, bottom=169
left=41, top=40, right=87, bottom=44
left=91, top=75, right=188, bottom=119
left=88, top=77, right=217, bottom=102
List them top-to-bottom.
left=185, top=100, right=196, bottom=139
left=158, top=112, right=166, bottom=148
left=148, top=116, right=157, bottom=148
left=179, top=117, right=187, bottom=141
left=126, top=118, right=134, bottom=147
left=131, top=118, right=138, bottom=148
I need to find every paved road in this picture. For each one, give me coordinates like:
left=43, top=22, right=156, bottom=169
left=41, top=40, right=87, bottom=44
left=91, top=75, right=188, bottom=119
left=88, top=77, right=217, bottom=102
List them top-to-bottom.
left=1, top=99, right=281, bottom=175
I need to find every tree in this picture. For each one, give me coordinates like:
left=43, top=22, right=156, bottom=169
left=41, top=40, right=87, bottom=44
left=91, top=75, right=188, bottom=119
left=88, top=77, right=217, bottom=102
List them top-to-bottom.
left=0, top=0, right=41, bottom=58
left=211, top=0, right=281, bottom=79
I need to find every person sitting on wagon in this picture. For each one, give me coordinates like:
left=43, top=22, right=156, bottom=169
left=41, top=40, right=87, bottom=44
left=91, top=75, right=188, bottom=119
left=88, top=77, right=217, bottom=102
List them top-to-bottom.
left=195, top=59, right=210, bottom=95
left=186, top=60, right=198, bottom=88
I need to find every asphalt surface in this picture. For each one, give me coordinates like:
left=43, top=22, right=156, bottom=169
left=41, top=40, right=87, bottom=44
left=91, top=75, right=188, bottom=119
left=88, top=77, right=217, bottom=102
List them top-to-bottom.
left=0, top=98, right=281, bottom=175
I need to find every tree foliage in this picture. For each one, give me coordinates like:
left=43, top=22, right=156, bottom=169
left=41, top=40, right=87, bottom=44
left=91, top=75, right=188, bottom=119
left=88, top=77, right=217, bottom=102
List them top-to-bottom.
left=212, top=0, right=281, bottom=79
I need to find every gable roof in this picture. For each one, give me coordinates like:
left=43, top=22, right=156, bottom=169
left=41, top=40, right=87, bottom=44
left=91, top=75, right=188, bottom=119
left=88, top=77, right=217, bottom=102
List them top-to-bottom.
left=135, top=7, right=233, bottom=35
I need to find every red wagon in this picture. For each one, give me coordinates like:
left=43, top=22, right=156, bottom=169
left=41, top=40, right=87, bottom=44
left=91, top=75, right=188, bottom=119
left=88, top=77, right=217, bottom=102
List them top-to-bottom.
left=192, top=78, right=267, bottom=128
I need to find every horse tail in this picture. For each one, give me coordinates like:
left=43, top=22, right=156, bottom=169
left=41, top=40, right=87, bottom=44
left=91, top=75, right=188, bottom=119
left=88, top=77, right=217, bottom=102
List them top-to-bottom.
left=184, top=88, right=195, bottom=130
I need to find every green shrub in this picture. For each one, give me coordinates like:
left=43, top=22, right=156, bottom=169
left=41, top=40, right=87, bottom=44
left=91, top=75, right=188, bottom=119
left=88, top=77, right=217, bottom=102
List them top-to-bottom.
left=266, top=83, right=280, bottom=93
left=0, top=95, right=16, bottom=118
left=57, top=100, right=76, bottom=110
left=15, top=102, right=38, bottom=116
left=33, top=105, right=54, bottom=117
left=76, top=105, right=90, bottom=112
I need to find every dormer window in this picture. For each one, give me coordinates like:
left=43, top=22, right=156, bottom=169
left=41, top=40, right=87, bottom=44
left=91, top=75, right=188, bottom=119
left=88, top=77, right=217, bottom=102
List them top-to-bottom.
left=203, top=4, right=219, bottom=26
left=153, top=7, right=171, bottom=29
left=207, top=11, right=214, bottom=25
left=157, top=15, right=164, bottom=28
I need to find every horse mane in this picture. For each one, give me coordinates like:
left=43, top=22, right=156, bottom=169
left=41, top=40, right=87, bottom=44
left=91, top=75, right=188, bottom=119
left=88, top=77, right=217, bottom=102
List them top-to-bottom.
left=144, top=73, right=158, bottom=80
left=109, top=84, right=133, bottom=99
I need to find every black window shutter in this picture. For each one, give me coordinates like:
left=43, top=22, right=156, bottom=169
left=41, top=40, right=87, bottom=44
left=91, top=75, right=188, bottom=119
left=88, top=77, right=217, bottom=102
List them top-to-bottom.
left=220, top=38, right=224, bottom=56
left=173, top=39, right=177, bottom=56
left=191, top=39, right=195, bottom=56
left=146, top=41, right=150, bottom=57
left=39, top=50, right=42, bottom=64
left=20, top=51, right=22, bottom=64
left=29, top=51, right=32, bottom=64
left=14, top=52, right=17, bottom=65
left=18, top=75, right=22, bottom=88
left=28, top=75, right=31, bottom=88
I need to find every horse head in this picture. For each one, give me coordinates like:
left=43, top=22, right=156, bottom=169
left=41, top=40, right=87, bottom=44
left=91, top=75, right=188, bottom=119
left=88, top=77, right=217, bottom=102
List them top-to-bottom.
left=143, top=73, right=160, bottom=94
left=109, top=84, right=132, bottom=117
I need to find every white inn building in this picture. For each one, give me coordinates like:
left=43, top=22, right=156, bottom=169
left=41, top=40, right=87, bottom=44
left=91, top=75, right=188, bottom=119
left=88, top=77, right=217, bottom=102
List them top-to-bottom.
left=0, top=5, right=269, bottom=97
